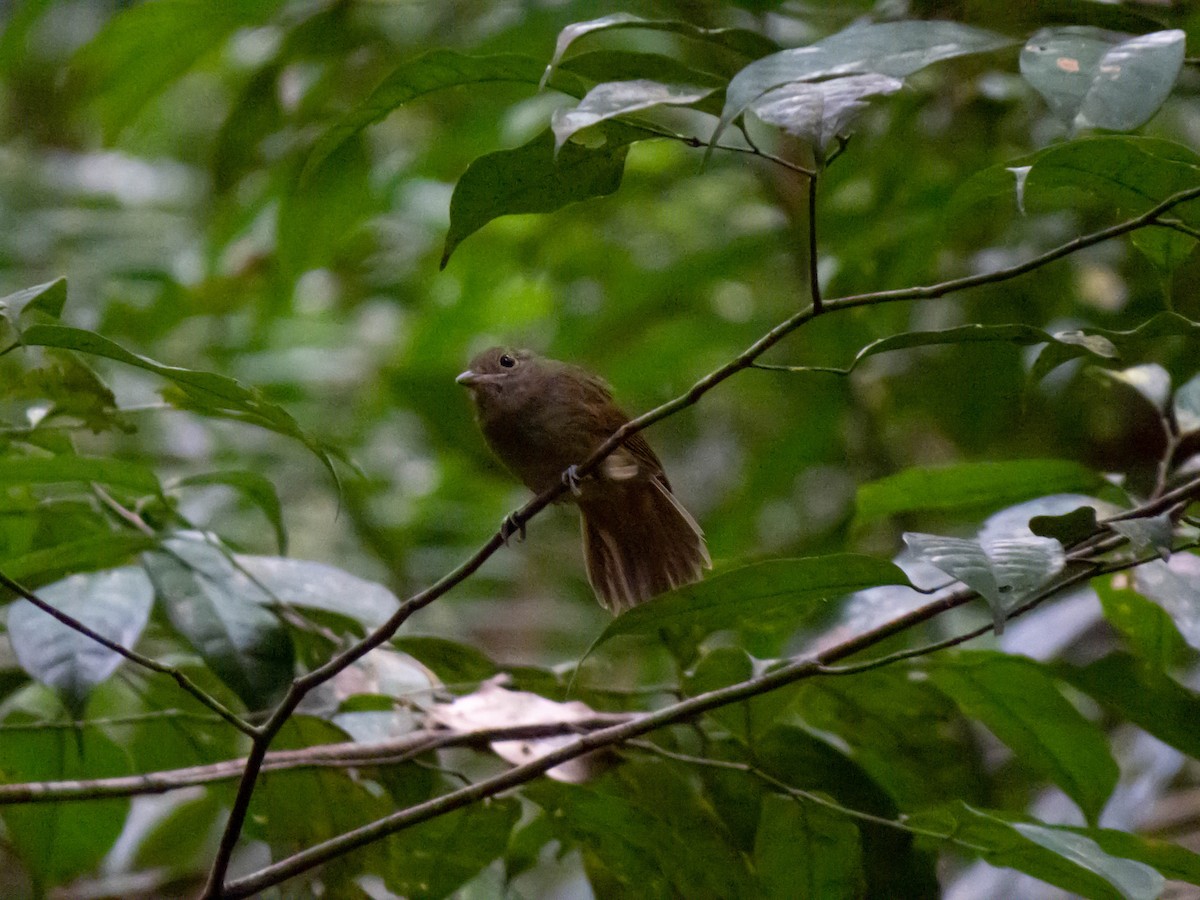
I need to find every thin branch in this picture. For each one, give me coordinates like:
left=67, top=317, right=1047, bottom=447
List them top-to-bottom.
left=205, top=185, right=1200, bottom=895
left=0, top=570, right=255, bottom=737
left=0, top=717, right=631, bottom=805
left=627, top=741, right=984, bottom=848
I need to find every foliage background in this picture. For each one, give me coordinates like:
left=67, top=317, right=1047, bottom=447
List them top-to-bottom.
left=1, top=0, right=1200, bottom=898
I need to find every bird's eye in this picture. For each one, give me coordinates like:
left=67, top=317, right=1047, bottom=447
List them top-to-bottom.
left=499, top=354, right=516, bottom=368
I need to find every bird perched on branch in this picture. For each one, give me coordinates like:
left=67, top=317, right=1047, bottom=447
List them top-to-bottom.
left=456, top=348, right=710, bottom=613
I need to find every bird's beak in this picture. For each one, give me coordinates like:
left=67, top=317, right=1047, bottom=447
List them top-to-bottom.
left=455, top=369, right=480, bottom=386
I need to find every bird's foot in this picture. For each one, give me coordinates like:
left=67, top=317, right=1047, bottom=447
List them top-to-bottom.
left=562, top=465, right=584, bottom=497
left=500, top=513, right=526, bottom=544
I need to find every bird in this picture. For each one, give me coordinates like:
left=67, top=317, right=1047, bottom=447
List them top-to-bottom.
left=456, top=347, right=710, bottom=613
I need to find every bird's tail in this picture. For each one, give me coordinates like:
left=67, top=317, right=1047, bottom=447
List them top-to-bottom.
left=579, top=479, right=710, bottom=613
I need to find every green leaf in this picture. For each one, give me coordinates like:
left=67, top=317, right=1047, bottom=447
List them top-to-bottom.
left=72, top=0, right=287, bottom=138
left=541, top=13, right=777, bottom=88
left=716, top=21, right=1013, bottom=148
left=1020, top=28, right=1184, bottom=131
left=559, top=50, right=727, bottom=91
left=303, top=51, right=588, bottom=181
left=750, top=74, right=903, bottom=153
left=552, top=80, right=716, bottom=151
left=441, top=122, right=642, bottom=268
left=278, top=137, right=375, bottom=283
left=0, top=277, right=67, bottom=327
left=1030, top=311, right=1200, bottom=380
left=20, top=324, right=337, bottom=482
left=1095, top=362, right=1172, bottom=410
left=1174, top=371, right=1200, bottom=434
left=0, top=454, right=161, bottom=494
left=855, top=459, right=1105, bottom=525
left=172, top=471, right=288, bottom=554
left=1029, top=505, right=1100, bottom=547
left=0, top=534, right=158, bottom=590
left=143, top=536, right=294, bottom=710
left=233, top=554, right=400, bottom=633
left=594, top=555, right=910, bottom=647
left=1133, top=556, right=1200, bottom=651
left=6, top=567, right=154, bottom=714
left=1095, top=573, right=1193, bottom=669
left=391, top=636, right=498, bottom=685
left=685, top=647, right=794, bottom=744
left=924, top=651, right=1118, bottom=824
left=1057, top=652, right=1200, bottom=758
left=787, top=672, right=984, bottom=810
left=0, top=714, right=132, bottom=888
left=526, top=760, right=750, bottom=897
left=753, top=794, right=865, bottom=900
left=379, top=797, right=521, bottom=899
left=909, top=803, right=1163, bottom=900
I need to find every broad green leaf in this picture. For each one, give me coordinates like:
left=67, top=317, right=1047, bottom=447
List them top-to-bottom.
left=72, top=0, right=287, bottom=138
left=541, top=13, right=777, bottom=88
left=715, top=21, right=1013, bottom=148
left=1020, top=28, right=1184, bottom=131
left=559, top=50, right=726, bottom=93
left=303, top=51, right=588, bottom=181
left=750, top=74, right=902, bottom=153
left=552, top=80, right=715, bottom=151
left=441, top=122, right=643, bottom=268
left=278, top=137, right=375, bottom=283
left=0, top=278, right=67, bottom=327
left=1031, top=311, right=1200, bottom=381
left=20, top=324, right=337, bottom=481
left=1095, top=362, right=1171, bottom=410
left=1174, top=371, right=1200, bottom=433
left=0, top=455, right=161, bottom=494
left=856, top=460, right=1105, bottom=525
left=171, top=471, right=287, bottom=554
left=1029, top=505, right=1100, bottom=547
left=904, top=531, right=1065, bottom=632
left=903, top=532, right=1001, bottom=614
left=0, top=534, right=157, bottom=590
left=143, top=536, right=294, bottom=710
left=234, top=553, right=400, bottom=635
left=594, top=555, right=909, bottom=646
left=1133, top=555, right=1200, bottom=650
left=6, top=567, right=154, bottom=714
left=1095, top=573, right=1193, bottom=669
left=391, top=635, right=498, bottom=685
left=684, top=647, right=794, bottom=744
left=925, top=652, right=1118, bottom=824
left=1058, top=653, right=1200, bottom=758
left=791, top=672, right=985, bottom=809
left=0, top=715, right=132, bottom=888
left=248, top=716, right=401, bottom=892
left=753, top=725, right=943, bottom=897
left=526, top=761, right=750, bottom=897
left=754, top=794, right=864, bottom=900
left=379, top=797, right=520, bottom=898
left=910, top=803, right=1162, bottom=899
left=1064, top=821, right=1200, bottom=886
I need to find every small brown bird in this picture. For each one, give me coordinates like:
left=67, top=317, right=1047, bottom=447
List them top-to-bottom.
left=456, top=348, right=710, bottom=613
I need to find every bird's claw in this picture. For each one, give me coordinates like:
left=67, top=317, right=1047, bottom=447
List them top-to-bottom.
left=562, top=465, right=583, bottom=497
left=500, top=513, right=526, bottom=544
